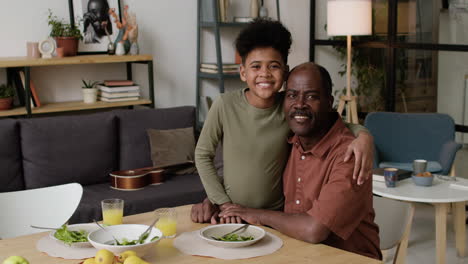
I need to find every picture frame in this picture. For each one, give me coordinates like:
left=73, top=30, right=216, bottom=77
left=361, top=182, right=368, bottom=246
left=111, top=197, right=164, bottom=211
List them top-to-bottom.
left=68, top=0, right=122, bottom=54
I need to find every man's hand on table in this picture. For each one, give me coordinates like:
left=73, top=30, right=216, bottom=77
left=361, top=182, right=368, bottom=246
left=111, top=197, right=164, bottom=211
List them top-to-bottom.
left=344, top=131, right=374, bottom=185
left=191, top=198, right=219, bottom=223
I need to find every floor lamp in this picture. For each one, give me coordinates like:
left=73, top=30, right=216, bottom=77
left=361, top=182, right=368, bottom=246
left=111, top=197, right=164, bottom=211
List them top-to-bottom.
left=327, top=0, right=372, bottom=124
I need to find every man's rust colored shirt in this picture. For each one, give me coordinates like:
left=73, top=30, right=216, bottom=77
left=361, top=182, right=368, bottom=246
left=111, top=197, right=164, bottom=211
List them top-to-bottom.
left=283, top=116, right=381, bottom=260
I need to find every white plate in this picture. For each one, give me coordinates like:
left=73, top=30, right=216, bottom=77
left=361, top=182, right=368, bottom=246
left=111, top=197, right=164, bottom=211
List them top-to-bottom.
left=50, top=223, right=98, bottom=248
left=198, top=224, right=265, bottom=248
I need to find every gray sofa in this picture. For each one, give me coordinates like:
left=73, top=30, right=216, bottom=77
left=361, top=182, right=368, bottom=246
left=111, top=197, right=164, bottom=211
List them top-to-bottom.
left=0, top=106, right=206, bottom=223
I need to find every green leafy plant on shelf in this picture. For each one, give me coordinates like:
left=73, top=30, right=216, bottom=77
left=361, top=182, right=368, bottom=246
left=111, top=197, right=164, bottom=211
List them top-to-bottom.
left=47, top=9, right=83, bottom=39
left=81, top=79, right=99, bottom=89
left=0, top=84, right=15, bottom=99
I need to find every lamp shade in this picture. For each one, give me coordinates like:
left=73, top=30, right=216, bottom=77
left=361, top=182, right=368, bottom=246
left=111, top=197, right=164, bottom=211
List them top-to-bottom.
left=327, top=0, right=372, bottom=36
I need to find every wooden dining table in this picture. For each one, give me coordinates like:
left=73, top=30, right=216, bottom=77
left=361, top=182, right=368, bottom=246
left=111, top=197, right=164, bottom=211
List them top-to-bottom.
left=0, top=204, right=381, bottom=264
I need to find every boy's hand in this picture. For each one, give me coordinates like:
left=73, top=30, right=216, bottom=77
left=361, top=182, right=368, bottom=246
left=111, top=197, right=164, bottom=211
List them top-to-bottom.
left=344, top=131, right=374, bottom=185
left=191, top=198, right=219, bottom=223
left=219, top=202, right=242, bottom=224
left=219, top=206, right=263, bottom=225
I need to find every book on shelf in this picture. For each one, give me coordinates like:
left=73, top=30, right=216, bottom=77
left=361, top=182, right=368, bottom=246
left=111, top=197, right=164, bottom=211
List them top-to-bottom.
left=200, top=63, right=240, bottom=70
left=200, top=68, right=239, bottom=74
left=10, top=69, right=25, bottom=106
left=18, top=70, right=39, bottom=108
left=103, top=80, right=134, bottom=86
left=97, top=84, right=140, bottom=93
left=99, top=91, right=140, bottom=98
left=99, top=96, right=140, bottom=102
left=372, top=168, right=412, bottom=182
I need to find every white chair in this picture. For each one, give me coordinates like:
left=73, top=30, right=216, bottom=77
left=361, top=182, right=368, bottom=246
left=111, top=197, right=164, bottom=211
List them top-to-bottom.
left=0, top=183, right=83, bottom=239
left=374, top=195, right=415, bottom=264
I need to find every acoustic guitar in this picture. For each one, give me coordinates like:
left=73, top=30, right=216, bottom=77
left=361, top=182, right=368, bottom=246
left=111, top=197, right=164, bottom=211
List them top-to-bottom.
left=109, top=161, right=194, bottom=191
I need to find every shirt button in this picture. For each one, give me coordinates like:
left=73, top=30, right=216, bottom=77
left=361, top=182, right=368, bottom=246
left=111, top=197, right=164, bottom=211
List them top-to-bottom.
left=301, top=155, right=305, bottom=160
left=298, top=178, right=301, bottom=182
left=296, top=200, right=300, bottom=205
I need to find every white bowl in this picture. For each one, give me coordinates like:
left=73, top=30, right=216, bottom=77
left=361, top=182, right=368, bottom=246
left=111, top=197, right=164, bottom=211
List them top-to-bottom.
left=50, top=223, right=98, bottom=248
left=88, top=224, right=163, bottom=256
left=198, top=224, right=265, bottom=248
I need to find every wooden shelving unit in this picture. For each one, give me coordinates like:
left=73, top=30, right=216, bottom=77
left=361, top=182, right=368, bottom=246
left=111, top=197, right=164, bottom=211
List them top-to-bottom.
left=1, top=54, right=154, bottom=117
left=0, top=99, right=152, bottom=117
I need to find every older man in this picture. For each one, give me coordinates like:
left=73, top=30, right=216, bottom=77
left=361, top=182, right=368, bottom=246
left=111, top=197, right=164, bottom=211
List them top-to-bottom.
left=220, top=62, right=381, bottom=260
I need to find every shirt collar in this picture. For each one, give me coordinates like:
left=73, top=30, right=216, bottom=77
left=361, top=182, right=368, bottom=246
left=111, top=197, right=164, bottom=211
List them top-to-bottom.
left=288, top=113, right=346, bottom=157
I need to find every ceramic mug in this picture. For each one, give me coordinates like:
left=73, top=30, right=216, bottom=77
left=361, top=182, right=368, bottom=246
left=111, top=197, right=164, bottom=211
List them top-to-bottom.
left=413, top=159, right=427, bottom=175
left=384, top=168, right=398, bottom=188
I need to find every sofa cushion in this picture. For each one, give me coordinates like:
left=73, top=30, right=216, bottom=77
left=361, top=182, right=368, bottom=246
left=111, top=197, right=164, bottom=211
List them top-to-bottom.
left=116, top=106, right=196, bottom=170
left=20, top=112, right=118, bottom=189
left=0, top=119, right=24, bottom=192
left=147, top=127, right=197, bottom=175
left=69, top=173, right=206, bottom=224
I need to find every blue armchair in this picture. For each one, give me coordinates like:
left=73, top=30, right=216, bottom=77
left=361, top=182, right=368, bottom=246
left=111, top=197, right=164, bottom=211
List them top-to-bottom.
left=364, top=112, right=462, bottom=175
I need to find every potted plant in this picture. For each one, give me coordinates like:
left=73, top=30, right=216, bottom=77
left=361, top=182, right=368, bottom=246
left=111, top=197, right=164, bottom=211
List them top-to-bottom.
left=47, top=9, right=83, bottom=57
left=82, top=80, right=99, bottom=103
left=0, top=84, right=15, bottom=110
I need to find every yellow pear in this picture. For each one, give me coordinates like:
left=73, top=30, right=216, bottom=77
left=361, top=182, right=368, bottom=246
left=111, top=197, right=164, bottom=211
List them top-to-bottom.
left=95, top=249, right=115, bottom=264
left=118, top=250, right=137, bottom=262
left=123, top=256, right=149, bottom=264
left=83, top=258, right=96, bottom=264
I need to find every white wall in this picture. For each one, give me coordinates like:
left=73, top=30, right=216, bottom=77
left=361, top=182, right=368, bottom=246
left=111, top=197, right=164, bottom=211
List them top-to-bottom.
left=0, top=0, right=310, bottom=109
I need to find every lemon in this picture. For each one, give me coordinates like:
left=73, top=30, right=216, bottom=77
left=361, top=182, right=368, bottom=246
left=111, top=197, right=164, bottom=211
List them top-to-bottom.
left=95, top=249, right=115, bottom=264
left=118, top=250, right=137, bottom=262
left=2, top=256, right=29, bottom=264
left=123, top=256, right=149, bottom=264
left=83, top=258, right=96, bottom=264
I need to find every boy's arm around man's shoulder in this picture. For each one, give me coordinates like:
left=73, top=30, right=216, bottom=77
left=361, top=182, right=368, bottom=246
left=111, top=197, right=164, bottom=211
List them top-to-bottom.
left=195, top=97, right=232, bottom=205
left=343, top=122, right=374, bottom=185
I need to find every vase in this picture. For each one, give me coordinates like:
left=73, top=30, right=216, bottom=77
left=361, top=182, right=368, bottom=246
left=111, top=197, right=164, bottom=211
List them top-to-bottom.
left=250, top=0, right=259, bottom=18
left=259, top=6, right=268, bottom=17
left=54, top=37, right=78, bottom=57
left=115, top=42, right=126, bottom=56
left=129, top=42, right=139, bottom=55
left=82, top=88, right=98, bottom=104
left=0, top=97, right=13, bottom=110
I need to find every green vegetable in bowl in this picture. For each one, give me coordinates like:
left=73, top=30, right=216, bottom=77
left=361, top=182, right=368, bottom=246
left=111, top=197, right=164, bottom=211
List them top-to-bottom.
left=54, top=224, right=88, bottom=245
left=213, top=233, right=254, bottom=242
left=110, top=235, right=160, bottom=245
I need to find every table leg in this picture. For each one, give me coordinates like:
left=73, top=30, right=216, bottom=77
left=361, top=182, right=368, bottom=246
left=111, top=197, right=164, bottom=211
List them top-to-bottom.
left=452, top=202, right=466, bottom=257
left=394, top=203, right=415, bottom=264
left=434, top=203, right=448, bottom=264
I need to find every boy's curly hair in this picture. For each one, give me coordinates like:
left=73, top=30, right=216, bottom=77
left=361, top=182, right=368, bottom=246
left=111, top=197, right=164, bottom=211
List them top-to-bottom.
left=235, top=18, right=292, bottom=65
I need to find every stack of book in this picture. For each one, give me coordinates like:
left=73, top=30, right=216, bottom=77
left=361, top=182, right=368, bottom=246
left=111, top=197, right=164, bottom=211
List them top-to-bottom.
left=200, top=63, right=240, bottom=74
left=97, top=80, right=140, bottom=102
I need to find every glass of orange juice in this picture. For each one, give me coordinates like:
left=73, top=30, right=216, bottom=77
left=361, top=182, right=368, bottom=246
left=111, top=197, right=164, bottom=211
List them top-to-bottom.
left=101, top=198, right=124, bottom=225
left=154, top=208, right=177, bottom=238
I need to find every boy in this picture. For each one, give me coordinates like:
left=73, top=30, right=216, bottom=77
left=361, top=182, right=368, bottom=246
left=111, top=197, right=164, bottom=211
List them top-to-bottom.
left=194, top=18, right=373, bottom=223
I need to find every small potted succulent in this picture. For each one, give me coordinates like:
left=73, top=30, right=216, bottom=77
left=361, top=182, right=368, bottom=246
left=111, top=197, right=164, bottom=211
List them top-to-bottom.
left=47, top=9, right=83, bottom=57
left=82, top=79, right=99, bottom=104
left=0, top=84, right=15, bottom=110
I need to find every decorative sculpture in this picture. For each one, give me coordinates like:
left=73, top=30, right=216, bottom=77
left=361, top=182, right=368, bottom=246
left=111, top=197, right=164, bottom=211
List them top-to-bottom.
left=109, top=5, right=137, bottom=55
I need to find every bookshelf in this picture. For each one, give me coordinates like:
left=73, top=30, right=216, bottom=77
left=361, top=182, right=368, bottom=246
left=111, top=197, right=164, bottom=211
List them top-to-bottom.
left=196, top=0, right=280, bottom=128
left=0, top=54, right=154, bottom=117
